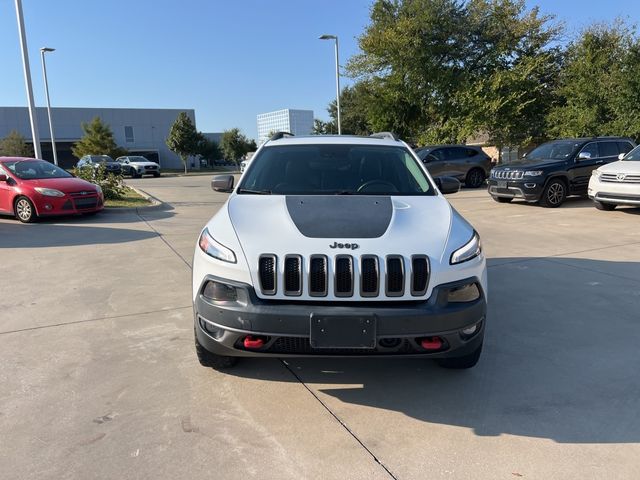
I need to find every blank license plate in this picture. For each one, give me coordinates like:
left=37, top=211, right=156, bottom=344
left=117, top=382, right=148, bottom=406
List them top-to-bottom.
left=497, top=181, right=508, bottom=188
left=310, top=314, right=376, bottom=349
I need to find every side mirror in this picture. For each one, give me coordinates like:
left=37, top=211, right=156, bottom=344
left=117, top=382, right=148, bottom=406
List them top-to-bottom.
left=577, top=151, right=592, bottom=160
left=522, top=152, right=527, bottom=158
left=618, top=153, right=625, bottom=160
left=0, top=174, right=7, bottom=182
left=211, top=174, right=234, bottom=193
left=435, top=176, right=461, bottom=194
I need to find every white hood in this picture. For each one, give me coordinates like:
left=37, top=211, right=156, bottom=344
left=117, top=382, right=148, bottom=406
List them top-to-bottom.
left=598, top=160, right=640, bottom=174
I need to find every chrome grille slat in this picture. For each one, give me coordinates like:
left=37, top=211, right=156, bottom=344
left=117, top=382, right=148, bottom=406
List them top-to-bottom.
left=258, top=254, right=277, bottom=295
left=283, top=255, right=302, bottom=296
left=334, top=255, right=354, bottom=297
left=385, top=255, right=405, bottom=297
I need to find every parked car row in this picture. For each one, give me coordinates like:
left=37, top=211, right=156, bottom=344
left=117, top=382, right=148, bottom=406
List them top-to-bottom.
left=486, top=136, right=638, bottom=209
left=415, top=145, right=491, bottom=188
left=77, top=155, right=161, bottom=178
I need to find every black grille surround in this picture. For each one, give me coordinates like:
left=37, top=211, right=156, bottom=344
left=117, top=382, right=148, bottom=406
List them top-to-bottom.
left=257, top=253, right=430, bottom=299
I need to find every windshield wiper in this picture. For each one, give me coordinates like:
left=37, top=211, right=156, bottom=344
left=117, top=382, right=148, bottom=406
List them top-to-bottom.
left=237, top=188, right=272, bottom=195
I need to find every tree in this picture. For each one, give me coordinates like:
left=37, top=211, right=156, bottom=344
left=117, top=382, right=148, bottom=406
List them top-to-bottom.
left=347, top=0, right=561, bottom=147
left=548, top=21, right=640, bottom=139
left=317, top=83, right=373, bottom=136
left=166, top=112, right=201, bottom=174
left=71, top=117, right=127, bottom=160
left=220, top=128, right=255, bottom=164
left=0, top=130, right=34, bottom=157
left=195, top=135, right=221, bottom=167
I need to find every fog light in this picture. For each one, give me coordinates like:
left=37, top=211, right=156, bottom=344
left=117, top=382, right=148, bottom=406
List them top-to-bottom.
left=524, top=183, right=536, bottom=189
left=44, top=203, right=53, bottom=210
left=202, top=281, right=237, bottom=302
left=447, top=283, right=480, bottom=303
left=462, top=324, right=477, bottom=336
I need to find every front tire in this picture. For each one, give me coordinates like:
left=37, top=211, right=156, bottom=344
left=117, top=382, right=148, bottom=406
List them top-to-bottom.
left=465, top=168, right=485, bottom=188
left=539, top=179, right=567, bottom=208
left=14, top=196, right=37, bottom=223
left=594, top=200, right=616, bottom=211
left=195, top=334, right=238, bottom=370
left=436, top=342, right=483, bottom=369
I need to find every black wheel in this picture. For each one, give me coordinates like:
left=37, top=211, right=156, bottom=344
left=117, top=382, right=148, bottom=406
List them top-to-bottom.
left=465, top=168, right=485, bottom=188
left=134, top=172, right=143, bottom=179
left=539, top=178, right=567, bottom=208
left=14, top=196, right=37, bottom=223
left=492, top=196, right=513, bottom=203
left=593, top=200, right=616, bottom=211
left=195, top=334, right=238, bottom=370
left=436, top=342, right=483, bottom=369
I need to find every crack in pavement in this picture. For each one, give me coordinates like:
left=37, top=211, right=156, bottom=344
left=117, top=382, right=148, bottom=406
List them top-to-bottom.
left=135, top=207, right=193, bottom=269
left=0, top=305, right=192, bottom=336
left=280, top=359, right=399, bottom=480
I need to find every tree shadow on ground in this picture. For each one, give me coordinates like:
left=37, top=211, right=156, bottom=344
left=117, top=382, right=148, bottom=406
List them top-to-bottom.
left=224, top=256, right=640, bottom=444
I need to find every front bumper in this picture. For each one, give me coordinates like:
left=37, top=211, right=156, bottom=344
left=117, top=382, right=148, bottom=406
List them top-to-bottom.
left=588, top=178, right=640, bottom=205
left=487, top=179, right=543, bottom=201
left=34, top=194, right=104, bottom=216
left=194, top=275, right=486, bottom=358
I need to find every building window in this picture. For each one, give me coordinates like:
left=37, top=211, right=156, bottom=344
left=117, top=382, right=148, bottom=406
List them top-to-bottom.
left=124, top=126, right=134, bottom=143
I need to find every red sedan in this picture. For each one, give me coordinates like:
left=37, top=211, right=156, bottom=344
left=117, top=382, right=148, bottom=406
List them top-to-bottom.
left=0, top=157, right=104, bottom=223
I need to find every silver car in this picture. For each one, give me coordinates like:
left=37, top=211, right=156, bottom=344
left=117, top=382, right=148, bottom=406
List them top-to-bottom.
left=416, top=145, right=492, bottom=188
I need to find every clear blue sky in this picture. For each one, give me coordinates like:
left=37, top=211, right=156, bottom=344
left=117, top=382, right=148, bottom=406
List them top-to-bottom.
left=0, top=0, right=635, bottom=140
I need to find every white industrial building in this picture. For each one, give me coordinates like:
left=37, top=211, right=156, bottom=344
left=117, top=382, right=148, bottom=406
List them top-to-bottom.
left=0, top=106, right=197, bottom=169
left=256, top=109, right=314, bottom=144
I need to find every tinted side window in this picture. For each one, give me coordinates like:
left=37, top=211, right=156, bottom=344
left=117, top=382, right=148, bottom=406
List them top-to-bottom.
left=579, top=142, right=599, bottom=159
left=599, top=142, right=619, bottom=158
left=617, top=142, right=633, bottom=155
left=446, top=147, right=468, bottom=160
left=466, top=148, right=478, bottom=157
left=430, top=149, right=446, bottom=161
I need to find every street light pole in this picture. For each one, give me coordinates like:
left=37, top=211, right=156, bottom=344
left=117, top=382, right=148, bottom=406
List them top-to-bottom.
left=14, top=0, right=41, bottom=158
left=319, top=34, right=341, bottom=135
left=40, top=47, right=58, bottom=165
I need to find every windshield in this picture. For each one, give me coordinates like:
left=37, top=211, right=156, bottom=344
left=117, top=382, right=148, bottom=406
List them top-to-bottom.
left=526, top=141, right=581, bottom=161
left=238, top=144, right=435, bottom=195
left=622, top=146, right=640, bottom=161
left=94, top=156, right=114, bottom=163
left=128, top=156, right=148, bottom=162
left=5, top=160, right=73, bottom=180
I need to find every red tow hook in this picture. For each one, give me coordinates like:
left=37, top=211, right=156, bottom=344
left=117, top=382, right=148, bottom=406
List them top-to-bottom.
left=243, top=335, right=265, bottom=349
left=420, top=336, right=443, bottom=350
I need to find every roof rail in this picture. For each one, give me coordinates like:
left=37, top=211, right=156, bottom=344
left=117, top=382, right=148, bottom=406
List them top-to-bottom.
left=270, top=131, right=294, bottom=141
left=370, top=132, right=400, bottom=141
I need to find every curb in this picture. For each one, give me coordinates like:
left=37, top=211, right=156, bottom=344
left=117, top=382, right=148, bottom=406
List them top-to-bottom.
left=103, top=187, right=170, bottom=214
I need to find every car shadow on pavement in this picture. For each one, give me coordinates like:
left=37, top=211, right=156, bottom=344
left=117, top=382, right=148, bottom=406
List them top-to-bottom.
left=0, top=222, right=159, bottom=248
left=224, top=256, right=640, bottom=444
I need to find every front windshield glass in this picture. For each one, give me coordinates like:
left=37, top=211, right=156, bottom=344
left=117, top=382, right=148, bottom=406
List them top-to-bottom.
left=526, top=141, right=581, bottom=161
left=238, top=144, right=435, bottom=195
left=623, top=146, right=640, bottom=161
left=95, top=156, right=114, bottom=163
left=128, top=156, right=147, bottom=162
left=5, top=160, right=72, bottom=180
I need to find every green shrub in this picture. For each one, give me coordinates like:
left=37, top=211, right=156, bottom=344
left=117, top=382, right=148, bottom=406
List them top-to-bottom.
left=73, top=164, right=127, bottom=200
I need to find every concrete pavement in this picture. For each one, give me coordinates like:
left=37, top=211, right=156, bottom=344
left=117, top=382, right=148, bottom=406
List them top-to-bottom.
left=1, top=175, right=639, bottom=479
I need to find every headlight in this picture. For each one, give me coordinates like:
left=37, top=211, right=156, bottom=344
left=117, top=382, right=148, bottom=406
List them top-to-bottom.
left=524, top=170, right=543, bottom=176
left=591, top=170, right=601, bottom=178
left=95, top=185, right=103, bottom=195
left=34, top=187, right=65, bottom=197
left=198, top=228, right=236, bottom=263
left=450, top=232, right=482, bottom=265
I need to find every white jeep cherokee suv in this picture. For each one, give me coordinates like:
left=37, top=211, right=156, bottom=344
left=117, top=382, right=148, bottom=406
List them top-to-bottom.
left=192, top=133, right=487, bottom=370
left=589, top=145, right=640, bottom=210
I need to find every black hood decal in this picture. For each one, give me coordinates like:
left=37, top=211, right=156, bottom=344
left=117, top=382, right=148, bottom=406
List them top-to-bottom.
left=285, top=196, right=393, bottom=238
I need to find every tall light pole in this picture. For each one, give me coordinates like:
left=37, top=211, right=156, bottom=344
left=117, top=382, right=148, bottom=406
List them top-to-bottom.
left=14, top=0, right=41, bottom=158
left=319, top=34, right=341, bottom=135
left=40, top=47, right=58, bottom=165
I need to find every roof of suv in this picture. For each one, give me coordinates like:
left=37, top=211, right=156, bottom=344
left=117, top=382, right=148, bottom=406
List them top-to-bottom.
left=264, top=135, right=404, bottom=148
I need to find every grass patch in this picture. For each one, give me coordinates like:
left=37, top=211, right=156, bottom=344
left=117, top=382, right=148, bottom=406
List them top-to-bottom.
left=105, top=187, right=153, bottom=208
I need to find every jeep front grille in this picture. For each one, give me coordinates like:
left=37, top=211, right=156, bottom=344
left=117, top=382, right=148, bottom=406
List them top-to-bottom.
left=492, top=170, right=524, bottom=180
left=257, top=254, right=430, bottom=298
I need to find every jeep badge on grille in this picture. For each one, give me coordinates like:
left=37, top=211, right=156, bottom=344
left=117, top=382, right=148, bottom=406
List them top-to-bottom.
left=329, top=242, right=359, bottom=250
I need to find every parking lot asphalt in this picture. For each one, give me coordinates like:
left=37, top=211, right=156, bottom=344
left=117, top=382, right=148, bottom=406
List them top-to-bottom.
left=1, top=175, right=639, bottom=480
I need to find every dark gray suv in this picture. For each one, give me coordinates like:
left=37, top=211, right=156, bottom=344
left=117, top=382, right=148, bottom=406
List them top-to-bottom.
left=416, top=145, right=491, bottom=188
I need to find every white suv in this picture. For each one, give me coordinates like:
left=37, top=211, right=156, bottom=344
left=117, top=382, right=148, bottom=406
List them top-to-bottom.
left=192, top=133, right=487, bottom=370
left=589, top=145, right=640, bottom=210
left=116, top=156, right=161, bottom=178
